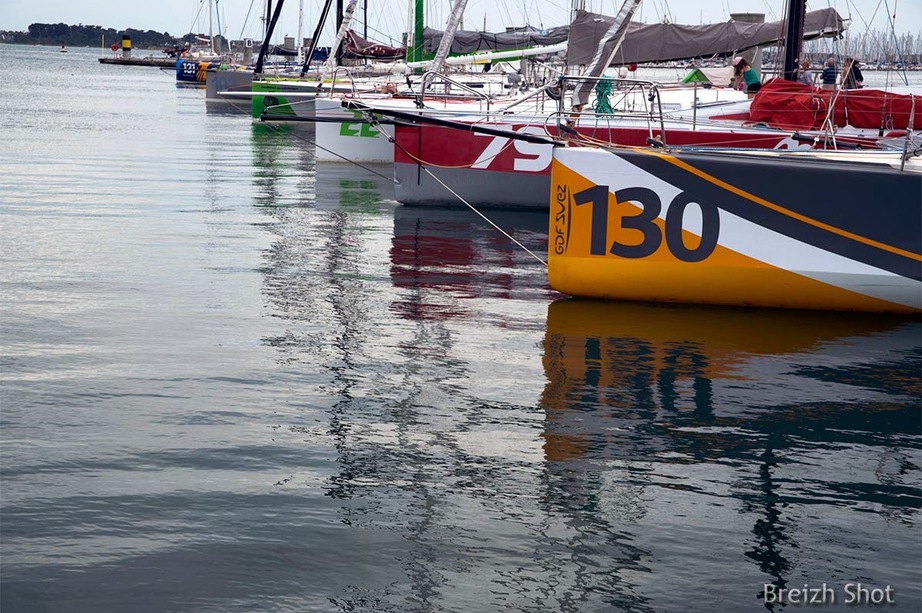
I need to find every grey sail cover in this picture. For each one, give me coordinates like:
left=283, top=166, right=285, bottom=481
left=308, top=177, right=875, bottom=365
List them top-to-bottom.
left=566, top=7, right=847, bottom=67
left=422, top=25, right=571, bottom=55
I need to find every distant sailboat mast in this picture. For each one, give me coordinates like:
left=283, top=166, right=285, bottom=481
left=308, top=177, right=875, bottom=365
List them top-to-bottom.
left=208, top=0, right=215, bottom=54
left=255, top=0, right=286, bottom=73
left=265, top=0, right=272, bottom=38
left=297, top=0, right=305, bottom=62
left=300, top=0, right=337, bottom=76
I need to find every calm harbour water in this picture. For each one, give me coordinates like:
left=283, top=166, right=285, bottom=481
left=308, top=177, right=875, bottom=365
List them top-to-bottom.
left=1, top=44, right=920, bottom=612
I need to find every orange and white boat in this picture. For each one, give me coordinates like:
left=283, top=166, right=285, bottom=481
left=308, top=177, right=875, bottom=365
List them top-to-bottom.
left=548, top=145, right=921, bottom=313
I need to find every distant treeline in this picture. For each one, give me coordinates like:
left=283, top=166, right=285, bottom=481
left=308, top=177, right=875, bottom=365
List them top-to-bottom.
left=0, top=23, right=227, bottom=50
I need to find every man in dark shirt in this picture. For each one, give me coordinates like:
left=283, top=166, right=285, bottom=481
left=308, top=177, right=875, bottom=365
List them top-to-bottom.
left=821, top=57, right=837, bottom=90
left=843, top=57, right=864, bottom=89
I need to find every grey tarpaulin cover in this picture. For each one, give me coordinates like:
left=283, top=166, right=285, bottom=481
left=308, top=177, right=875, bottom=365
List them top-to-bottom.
left=566, top=7, right=847, bottom=67
left=422, top=25, right=570, bottom=55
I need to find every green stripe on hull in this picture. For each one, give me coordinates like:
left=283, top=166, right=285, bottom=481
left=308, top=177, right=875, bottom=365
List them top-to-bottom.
left=250, top=82, right=296, bottom=119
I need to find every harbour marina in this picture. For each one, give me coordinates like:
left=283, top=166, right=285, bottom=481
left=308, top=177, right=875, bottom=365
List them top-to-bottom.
left=2, top=2, right=921, bottom=609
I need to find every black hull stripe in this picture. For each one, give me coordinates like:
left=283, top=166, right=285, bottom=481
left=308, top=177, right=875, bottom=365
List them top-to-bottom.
left=615, top=150, right=921, bottom=281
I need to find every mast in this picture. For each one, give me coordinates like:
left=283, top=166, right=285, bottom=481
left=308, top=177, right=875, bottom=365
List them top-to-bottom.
left=208, top=0, right=215, bottom=54
left=215, top=0, right=224, bottom=54
left=255, top=0, right=286, bottom=73
left=267, top=0, right=272, bottom=35
left=298, top=0, right=304, bottom=60
left=300, top=0, right=337, bottom=76
left=336, top=0, right=345, bottom=64
left=405, top=0, right=425, bottom=64
left=430, top=0, right=469, bottom=74
left=782, top=0, right=806, bottom=81
left=263, top=1, right=272, bottom=46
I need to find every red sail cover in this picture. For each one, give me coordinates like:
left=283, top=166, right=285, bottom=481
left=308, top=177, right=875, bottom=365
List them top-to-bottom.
left=342, top=30, right=405, bottom=60
left=749, top=78, right=921, bottom=131
left=748, top=79, right=831, bottom=129
left=836, top=87, right=922, bottom=131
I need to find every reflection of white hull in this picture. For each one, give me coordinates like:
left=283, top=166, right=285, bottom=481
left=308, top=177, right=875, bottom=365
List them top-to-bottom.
left=312, top=162, right=397, bottom=207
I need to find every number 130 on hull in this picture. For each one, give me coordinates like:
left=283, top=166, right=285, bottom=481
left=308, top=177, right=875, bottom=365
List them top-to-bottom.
left=548, top=146, right=921, bottom=314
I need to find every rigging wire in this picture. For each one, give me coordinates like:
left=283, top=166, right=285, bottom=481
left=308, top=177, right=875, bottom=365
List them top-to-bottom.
left=190, top=0, right=208, bottom=33
left=236, top=0, right=261, bottom=41
left=661, top=0, right=673, bottom=25
left=840, top=0, right=910, bottom=87
left=883, top=0, right=910, bottom=85
left=370, top=117, right=549, bottom=267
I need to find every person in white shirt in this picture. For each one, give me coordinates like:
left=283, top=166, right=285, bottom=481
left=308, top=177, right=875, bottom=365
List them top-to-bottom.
left=798, top=60, right=814, bottom=86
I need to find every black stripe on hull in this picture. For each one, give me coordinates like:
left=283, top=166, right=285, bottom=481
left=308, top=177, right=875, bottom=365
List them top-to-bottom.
left=615, top=150, right=922, bottom=282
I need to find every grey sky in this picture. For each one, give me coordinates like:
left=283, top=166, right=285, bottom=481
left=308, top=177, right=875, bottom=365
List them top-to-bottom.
left=1, top=0, right=919, bottom=47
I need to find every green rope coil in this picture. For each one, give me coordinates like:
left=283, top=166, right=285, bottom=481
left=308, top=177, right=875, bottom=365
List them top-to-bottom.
left=593, top=78, right=615, bottom=114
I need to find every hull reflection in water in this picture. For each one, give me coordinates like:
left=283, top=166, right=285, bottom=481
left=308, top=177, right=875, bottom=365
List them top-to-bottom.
left=314, top=163, right=396, bottom=211
left=389, top=206, right=550, bottom=319
left=540, top=299, right=920, bottom=610
left=542, top=299, right=920, bottom=454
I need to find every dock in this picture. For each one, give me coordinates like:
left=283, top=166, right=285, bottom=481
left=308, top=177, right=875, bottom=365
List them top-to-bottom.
left=98, top=56, right=177, bottom=68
